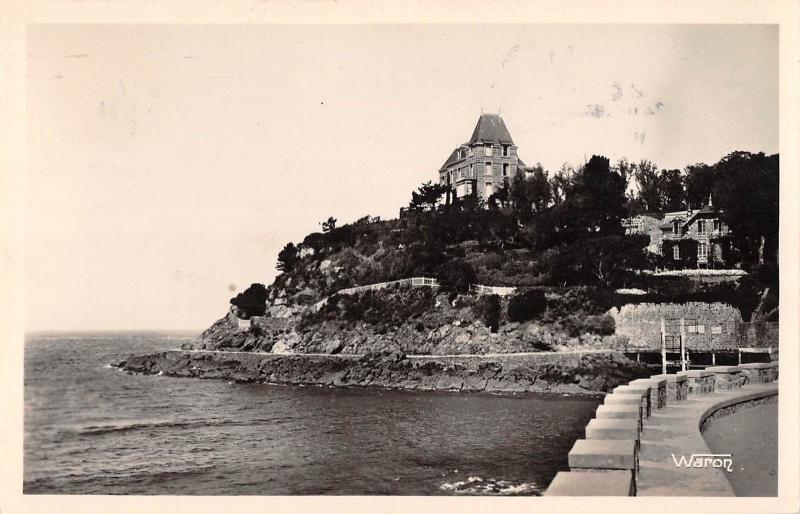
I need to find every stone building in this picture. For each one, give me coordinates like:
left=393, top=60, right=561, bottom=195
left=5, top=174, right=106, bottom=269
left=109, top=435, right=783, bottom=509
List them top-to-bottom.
left=438, top=113, right=530, bottom=203
left=624, top=197, right=731, bottom=267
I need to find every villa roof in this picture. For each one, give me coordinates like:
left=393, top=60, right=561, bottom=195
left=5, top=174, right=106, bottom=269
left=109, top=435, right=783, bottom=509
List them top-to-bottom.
left=468, top=113, right=515, bottom=145
left=440, top=147, right=463, bottom=169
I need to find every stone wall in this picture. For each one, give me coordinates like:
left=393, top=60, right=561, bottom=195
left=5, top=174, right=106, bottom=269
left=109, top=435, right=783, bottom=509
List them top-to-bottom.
left=608, top=302, right=743, bottom=350
left=733, top=321, right=779, bottom=348
left=544, top=362, right=778, bottom=496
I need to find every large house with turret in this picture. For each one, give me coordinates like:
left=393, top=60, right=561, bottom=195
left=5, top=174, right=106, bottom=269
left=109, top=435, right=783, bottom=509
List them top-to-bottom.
left=438, top=114, right=532, bottom=203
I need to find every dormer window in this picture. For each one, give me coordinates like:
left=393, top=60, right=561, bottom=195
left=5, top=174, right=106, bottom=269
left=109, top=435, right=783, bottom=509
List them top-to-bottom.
left=485, top=144, right=493, bottom=157
left=502, top=145, right=509, bottom=157
left=673, top=220, right=680, bottom=235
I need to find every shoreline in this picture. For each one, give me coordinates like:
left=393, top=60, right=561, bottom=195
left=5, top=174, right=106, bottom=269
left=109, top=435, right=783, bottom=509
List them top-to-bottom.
left=117, top=349, right=652, bottom=395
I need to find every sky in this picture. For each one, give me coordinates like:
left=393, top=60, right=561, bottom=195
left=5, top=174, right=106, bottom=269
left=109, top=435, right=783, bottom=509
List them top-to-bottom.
left=25, top=24, right=778, bottom=331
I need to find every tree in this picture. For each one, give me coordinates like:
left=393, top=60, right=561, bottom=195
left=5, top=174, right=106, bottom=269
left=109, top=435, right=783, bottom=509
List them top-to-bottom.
left=712, top=152, right=779, bottom=266
left=562, top=155, right=627, bottom=239
left=613, top=158, right=634, bottom=197
left=633, top=160, right=661, bottom=211
left=550, top=163, right=574, bottom=205
left=684, top=163, right=717, bottom=208
left=528, top=164, right=552, bottom=213
left=659, top=169, right=685, bottom=211
left=510, top=172, right=532, bottom=221
left=491, top=178, right=511, bottom=209
left=409, top=181, right=449, bottom=211
left=321, top=216, right=337, bottom=233
left=547, top=235, right=649, bottom=286
left=276, top=242, right=299, bottom=272
left=230, top=283, right=268, bottom=318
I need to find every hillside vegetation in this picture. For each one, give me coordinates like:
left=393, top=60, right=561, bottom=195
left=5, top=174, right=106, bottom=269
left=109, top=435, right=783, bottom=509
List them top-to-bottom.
left=193, top=151, right=778, bottom=355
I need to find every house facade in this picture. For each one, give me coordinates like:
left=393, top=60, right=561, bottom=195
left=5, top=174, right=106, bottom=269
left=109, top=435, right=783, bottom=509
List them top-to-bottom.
left=438, top=114, right=530, bottom=203
left=625, top=199, right=731, bottom=267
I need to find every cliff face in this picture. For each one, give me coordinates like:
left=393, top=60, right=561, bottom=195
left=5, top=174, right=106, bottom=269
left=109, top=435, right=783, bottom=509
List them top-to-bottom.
left=185, top=299, right=629, bottom=357
left=120, top=350, right=651, bottom=395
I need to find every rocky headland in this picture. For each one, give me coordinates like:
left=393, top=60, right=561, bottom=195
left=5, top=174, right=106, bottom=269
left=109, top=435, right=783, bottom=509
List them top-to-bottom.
left=117, top=349, right=651, bottom=395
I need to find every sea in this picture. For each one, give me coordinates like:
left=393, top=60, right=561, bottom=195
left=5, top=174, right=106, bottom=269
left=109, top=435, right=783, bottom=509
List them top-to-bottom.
left=24, top=331, right=601, bottom=495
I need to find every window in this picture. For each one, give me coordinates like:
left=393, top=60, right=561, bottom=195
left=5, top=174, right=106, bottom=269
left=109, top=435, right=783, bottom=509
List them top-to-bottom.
left=485, top=144, right=493, bottom=157
left=502, top=145, right=509, bottom=157
left=485, top=162, right=493, bottom=176
left=469, top=163, right=474, bottom=176
left=503, top=163, right=509, bottom=177
left=459, top=168, right=465, bottom=179
left=465, top=182, right=473, bottom=195
left=485, top=182, right=493, bottom=197
left=456, top=184, right=465, bottom=197
left=713, top=219, right=721, bottom=232
left=673, top=220, right=680, bottom=235
left=697, top=220, right=706, bottom=235
left=698, top=243, right=708, bottom=262
left=673, top=245, right=680, bottom=260
left=686, top=321, right=705, bottom=334
left=711, top=326, right=722, bottom=335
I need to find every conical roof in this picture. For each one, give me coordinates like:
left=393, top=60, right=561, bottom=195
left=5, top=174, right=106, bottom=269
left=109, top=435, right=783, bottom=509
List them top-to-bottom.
left=468, top=114, right=514, bottom=145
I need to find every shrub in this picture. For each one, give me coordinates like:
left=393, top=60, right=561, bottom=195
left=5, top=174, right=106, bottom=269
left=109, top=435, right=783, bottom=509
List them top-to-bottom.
left=436, top=259, right=477, bottom=293
left=230, top=283, right=268, bottom=318
left=544, top=287, right=605, bottom=321
left=508, top=290, right=547, bottom=322
left=476, top=294, right=501, bottom=333
left=559, top=313, right=616, bottom=337
left=585, top=314, right=616, bottom=335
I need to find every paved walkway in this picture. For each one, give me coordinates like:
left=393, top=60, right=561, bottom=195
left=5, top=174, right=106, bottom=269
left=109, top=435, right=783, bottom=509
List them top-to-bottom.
left=636, top=382, right=778, bottom=496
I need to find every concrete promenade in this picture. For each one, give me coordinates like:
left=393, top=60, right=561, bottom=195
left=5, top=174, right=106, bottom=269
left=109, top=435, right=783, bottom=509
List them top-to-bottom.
left=545, top=362, right=778, bottom=496
left=636, top=381, right=778, bottom=496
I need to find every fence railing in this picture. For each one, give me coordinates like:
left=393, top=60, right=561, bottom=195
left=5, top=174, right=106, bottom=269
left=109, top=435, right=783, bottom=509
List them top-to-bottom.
left=337, top=277, right=441, bottom=296
left=470, top=284, right=517, bottom=296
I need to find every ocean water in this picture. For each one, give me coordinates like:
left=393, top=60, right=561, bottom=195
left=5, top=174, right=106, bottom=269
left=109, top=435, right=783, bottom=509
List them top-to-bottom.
left=24, top=332, right=601, bottom=495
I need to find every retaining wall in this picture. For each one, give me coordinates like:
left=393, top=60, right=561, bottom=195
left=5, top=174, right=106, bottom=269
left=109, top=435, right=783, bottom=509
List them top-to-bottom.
left=608, top=302, right=743, bottom=350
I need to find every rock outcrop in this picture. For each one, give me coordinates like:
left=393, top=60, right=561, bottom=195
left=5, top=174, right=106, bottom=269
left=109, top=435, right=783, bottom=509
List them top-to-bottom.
left=119, top=350, right=651, bottom=395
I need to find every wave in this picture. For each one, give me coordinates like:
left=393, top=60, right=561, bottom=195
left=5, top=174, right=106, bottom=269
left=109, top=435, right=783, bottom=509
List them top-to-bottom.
left=68, top=417, right=270, bottom=437
left=24, top=463, right=218, bottom=493
left=439, top=476, right=541, bottom=496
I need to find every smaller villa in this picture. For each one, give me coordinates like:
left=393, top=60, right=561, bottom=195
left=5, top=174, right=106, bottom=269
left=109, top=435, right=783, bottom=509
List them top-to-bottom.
left=624, top=197, right=732, bottom=268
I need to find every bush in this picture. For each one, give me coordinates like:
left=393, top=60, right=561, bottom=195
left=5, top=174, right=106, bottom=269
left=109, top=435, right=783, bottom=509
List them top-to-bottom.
left=436, top=259, right=477, bottom=293
left=230, top=283, right=268, bottom=318
left=544, top=287, right=605, bottom=321
left=508, top=290, right=547, bottom=322
left=476, top=294, right=501, bottom=333
left=559, top=313, right=616, bottom=337
left=585, top=314, right=616, bottom=335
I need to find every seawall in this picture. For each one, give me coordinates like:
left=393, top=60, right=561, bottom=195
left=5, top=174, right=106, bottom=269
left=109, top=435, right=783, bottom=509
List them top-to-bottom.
left=117, top=349, right=651, bottom=395
left=544, top=361, right=779, bottom=496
